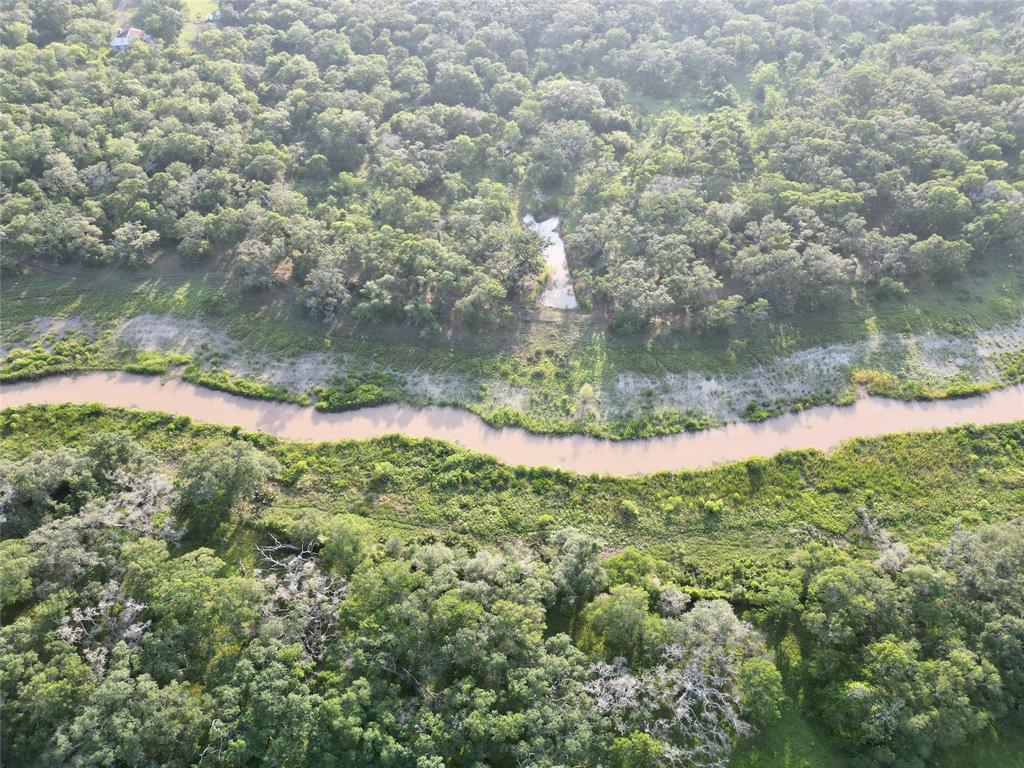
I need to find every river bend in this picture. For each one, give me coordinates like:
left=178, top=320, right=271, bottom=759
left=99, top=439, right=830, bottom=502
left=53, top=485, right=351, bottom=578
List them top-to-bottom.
left=2, top=372, right=1021, bottom=476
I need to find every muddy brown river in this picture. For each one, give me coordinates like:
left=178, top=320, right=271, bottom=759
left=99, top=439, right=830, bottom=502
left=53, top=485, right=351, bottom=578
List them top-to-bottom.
left=2, top=372, right=1022, bottom=476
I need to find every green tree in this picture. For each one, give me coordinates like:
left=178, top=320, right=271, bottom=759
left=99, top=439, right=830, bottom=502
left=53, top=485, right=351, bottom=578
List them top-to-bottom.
left=30, top=0, right=73, bottom=42
left=135, top=0, right=187, bottom=42
left=313, top=109, right=373, bottom=172
left=110, top=222, right=160, bottom=266
left=909, top=235, right=972, bottom=280
left=177, top=442, right=280, bottom=531
left=548, top=528, right=607, bottom=612
left=580, top=584, right=664, bottom=660
left=50, top=654, right=209, bottom=767
left=738, top=657, right=785, bottom=726
left=610, top=732, right=663, bottom=768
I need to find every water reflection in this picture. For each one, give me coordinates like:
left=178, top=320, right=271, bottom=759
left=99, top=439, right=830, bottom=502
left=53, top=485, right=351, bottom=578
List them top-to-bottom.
left=524, top=214, right=578, bottom=310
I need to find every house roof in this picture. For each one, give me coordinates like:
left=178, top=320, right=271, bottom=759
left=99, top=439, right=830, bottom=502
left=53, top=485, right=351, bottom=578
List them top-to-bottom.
left=110, top=27, right=152, bottom=48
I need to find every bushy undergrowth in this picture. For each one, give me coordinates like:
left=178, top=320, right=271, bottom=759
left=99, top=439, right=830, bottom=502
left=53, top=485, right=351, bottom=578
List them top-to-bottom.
left=0, top=335, right=191, bottom=382
left=181, top=364, right=306, bottom=404
left=850, top=368, right=999, bottom=401
left=312, top=372, right=405, bottom=411
left=3, top=404, right=1021, bottom=584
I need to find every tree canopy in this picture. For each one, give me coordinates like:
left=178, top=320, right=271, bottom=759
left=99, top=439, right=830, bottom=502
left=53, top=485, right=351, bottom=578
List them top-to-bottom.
left=1, top=0, right=1020, bottom=332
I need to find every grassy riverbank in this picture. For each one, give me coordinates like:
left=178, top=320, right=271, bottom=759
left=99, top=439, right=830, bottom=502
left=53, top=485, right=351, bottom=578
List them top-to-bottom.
left=3, top=257, right=1024, bottom=438
left=3, top=402, right=1022, bottom=584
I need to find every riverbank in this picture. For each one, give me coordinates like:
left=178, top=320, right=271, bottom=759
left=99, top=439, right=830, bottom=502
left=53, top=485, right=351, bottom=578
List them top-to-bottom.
left=3, top=257, right=1023, bottom=438
left=4, top=308, right=1024, bottom=438
left=3, top=371, right=1022, bottom=475
left=3, top=401, right=1022, bottom=569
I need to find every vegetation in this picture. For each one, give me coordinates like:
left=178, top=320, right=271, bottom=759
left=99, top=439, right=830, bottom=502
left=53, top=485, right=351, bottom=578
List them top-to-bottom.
left=2, top=0, right=1021, bottom=334
left=3, top=0, right=1024, bottom=434
left=3, top=1, right=1024, bottom=765
left=3, top=257, right=1022, bottom=437
left=0, top=332, right=193, bottom=382
left=181, top=362, right=306, bottom=404
left=312, top=372, right=406, bottom=411
left=6, top=404, right=1024, bottom=564
left=2, top=405, right=1023, bottom=767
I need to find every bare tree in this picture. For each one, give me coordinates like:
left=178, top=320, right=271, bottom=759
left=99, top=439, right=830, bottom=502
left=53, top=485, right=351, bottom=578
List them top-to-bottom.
left=26, top=468, right=182, bottom=592
left=100, top=468, right=183, bottom=543
left=860, top=508, right=910, bottom=573
left=256, top=536, right=348, bottom=661
left=55, top=580, right=149, bottom=673
left=658, top=587, right=693, bottom=617
left=586, top=602, right=758, bottom=768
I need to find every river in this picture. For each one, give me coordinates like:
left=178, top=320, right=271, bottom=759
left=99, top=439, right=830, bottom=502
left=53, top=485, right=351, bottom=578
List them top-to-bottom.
left=524, top=214, right=578, bottom=309
left=2, top=372, right=1022, bottom=476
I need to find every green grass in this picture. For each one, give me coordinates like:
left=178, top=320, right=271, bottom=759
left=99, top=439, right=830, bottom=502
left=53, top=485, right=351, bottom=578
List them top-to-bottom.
left=179, top=0, right=217, bottom=44
left=185, top=0, right=216, bottom=15
left=3, top=255, right=1023, bottom=438
left=849, top=367, right=1004, bottom=401
left=729, top=705, right=850, bottom=768
left=729, top=706, right=1024, bottom=768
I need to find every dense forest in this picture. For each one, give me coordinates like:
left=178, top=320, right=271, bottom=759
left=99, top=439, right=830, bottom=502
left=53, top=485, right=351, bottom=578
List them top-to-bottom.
left=1, top=0, right=1022, bottom=331
left=2, top=408, right=1023, bottom=767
